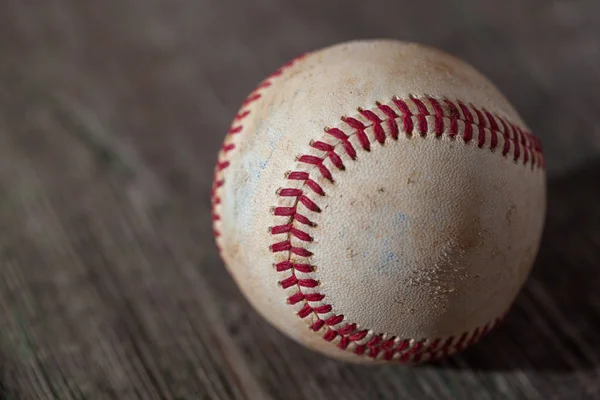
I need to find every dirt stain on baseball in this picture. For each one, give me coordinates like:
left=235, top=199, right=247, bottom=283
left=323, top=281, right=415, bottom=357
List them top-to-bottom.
left=407, top=170, right=421, bottom=185
left=404, top=210, right=487, bottom=312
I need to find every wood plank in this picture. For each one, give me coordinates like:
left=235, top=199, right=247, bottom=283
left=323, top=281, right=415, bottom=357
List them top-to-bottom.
left=0, top=0, right=599, bottom=399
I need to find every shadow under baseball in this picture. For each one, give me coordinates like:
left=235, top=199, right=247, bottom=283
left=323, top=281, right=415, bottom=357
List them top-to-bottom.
left=434, top=157, right=600, bottom=372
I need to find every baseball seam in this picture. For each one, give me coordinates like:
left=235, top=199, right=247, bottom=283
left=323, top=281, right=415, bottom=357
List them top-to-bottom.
left=269, top=95, right=544, bottom=362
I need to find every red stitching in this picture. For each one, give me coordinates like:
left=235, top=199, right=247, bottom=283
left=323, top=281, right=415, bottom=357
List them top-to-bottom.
left=242, top=93, right=262, bottom=107
left=268, top=95, right=543, bottom=362
left=411, top=96, right=430, bottom=116
left=427, top=97, right=445, bottom=137
left=392, top=98, right=414, bottom=135
left=446, top=100, right=460, bottom=138
left=376, top=102, right=399, bottom=140
left=472, top=106, right=486, bottom=148
left=359, top=109, right=386, bottom=144
left=235, top=110, right=250, bottom=121
left=343, top=117, right=371, bottom=151
left=499, top=117, right=512, bottom=156
left=513, top=125, right=522, bottom=161
left=325, top=128, right=357, bottom=159
left=310, top=140, right=345, bottom=170
left=222, top=143, right=236, bottom=153
left=297, top=155, right=334, bottom=182
left=217, top=161, right=230, bottom=171
left=287, top=171, right=325, bottom=196
left=278, top=188, right=303, bottom=197
left=273, top=207, right=297, bottom=217
left=291, top=228, right=313, bottom=242
left=275, top=261, right=314, bottom=273
left=299, top=278, right=319, bottom=287
left=287, top=292, right=305, bottom=305
left=306, top=293, right=325, bottom=301
left=325, top=314, right=344, bottom=325
left=311, top=320, right=325, bottom=331
left=338, top=323, right=356, bottom=335
left=324, top=329, right=337, bottom=342
left=396, top=339, right=410, bottom=351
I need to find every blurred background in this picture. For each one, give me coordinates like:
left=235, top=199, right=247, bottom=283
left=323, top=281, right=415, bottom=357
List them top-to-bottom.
left=0, top=1, right=599, bottom=399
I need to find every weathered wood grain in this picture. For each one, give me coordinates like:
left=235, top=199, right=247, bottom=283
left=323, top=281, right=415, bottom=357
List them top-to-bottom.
left=0, top=0, right=599, bottom=399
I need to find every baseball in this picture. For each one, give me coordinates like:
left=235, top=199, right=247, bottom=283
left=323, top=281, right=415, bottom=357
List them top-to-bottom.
left=212, top=40, right=546, bottom=363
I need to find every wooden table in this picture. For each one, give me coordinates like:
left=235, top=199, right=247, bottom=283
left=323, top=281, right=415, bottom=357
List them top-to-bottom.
left=1, top=1, right=599, bottom=399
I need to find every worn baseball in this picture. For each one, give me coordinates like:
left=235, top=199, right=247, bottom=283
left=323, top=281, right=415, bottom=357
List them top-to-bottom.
left=212, top=40, right=546, bottom=363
